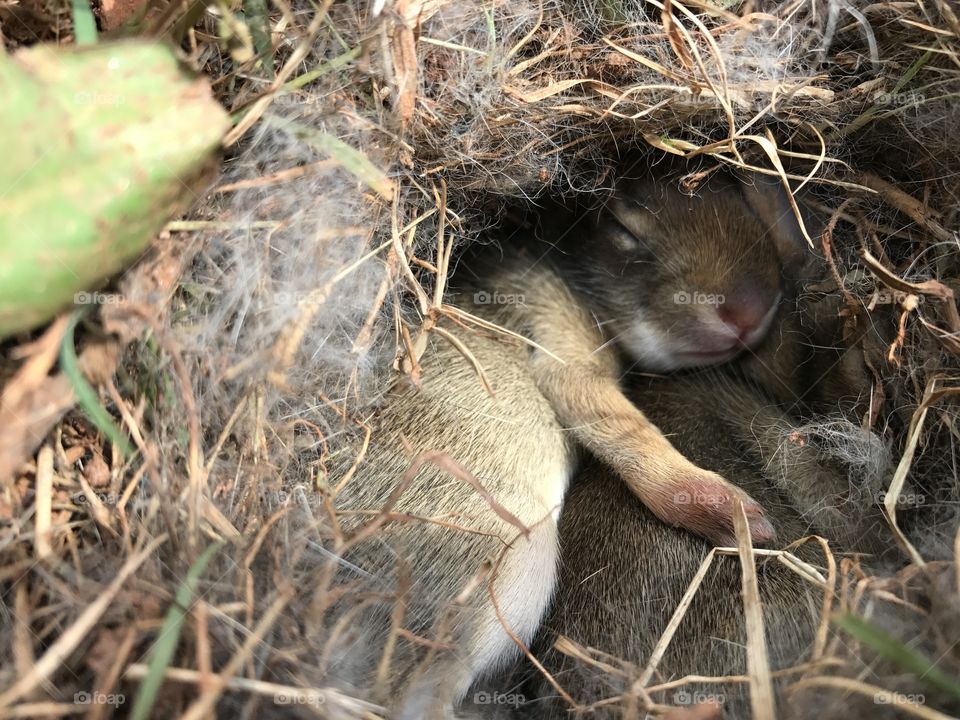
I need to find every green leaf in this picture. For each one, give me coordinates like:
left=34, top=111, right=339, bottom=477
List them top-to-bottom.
left=0, top=42, right=229, bottom=339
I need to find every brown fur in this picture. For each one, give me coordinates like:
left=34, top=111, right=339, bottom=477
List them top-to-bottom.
left=312, top=168, right=814, bottom=717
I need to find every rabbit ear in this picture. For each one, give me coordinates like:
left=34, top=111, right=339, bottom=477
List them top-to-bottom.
left=739, top=173, right=824, bottom=279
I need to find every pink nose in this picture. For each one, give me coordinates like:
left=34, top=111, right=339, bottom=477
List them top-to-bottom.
left=717, top=286, right=774, bottom=340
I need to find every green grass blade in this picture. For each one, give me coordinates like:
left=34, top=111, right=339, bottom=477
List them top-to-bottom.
left=72, top=0, right=98, bottom=44
left=243, top=0, right=274, bottom=78
left=284, top=46, right=361, bottom=91
left=831, top=50, right=933, bottom=140
left=890, top=50, right=932, bottom=95
left=281, top=119, right=394, bottom=200
left=60, top=311, right=134, bottom=457
left=130, top=541, right=225, bottom=720
left=834, top=613, right=960, bottom=700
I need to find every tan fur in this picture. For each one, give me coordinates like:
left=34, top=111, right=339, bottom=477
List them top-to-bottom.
left=492, top=258, right=775, bottom=548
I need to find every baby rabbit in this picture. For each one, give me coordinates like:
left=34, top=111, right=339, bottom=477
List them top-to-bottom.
left=315, top=166, right=811, bottom=718
left=516, top=294, right=892, bottom=720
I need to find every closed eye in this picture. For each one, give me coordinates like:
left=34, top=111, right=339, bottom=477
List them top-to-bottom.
left=604, top=211, right=658, bottom=266
left=605, top=211, right=642, bottom=253
left=603, top=219, right=657, bottom=274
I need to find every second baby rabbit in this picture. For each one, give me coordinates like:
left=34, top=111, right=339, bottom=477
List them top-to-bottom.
left=516, top=293, right=891, bottom=720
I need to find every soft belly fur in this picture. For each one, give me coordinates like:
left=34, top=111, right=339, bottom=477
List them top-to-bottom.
left=320, top=318, right=575, bottom=717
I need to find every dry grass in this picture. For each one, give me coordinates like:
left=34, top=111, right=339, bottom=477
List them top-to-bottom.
left=2, top=0, right=960, bottom=717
